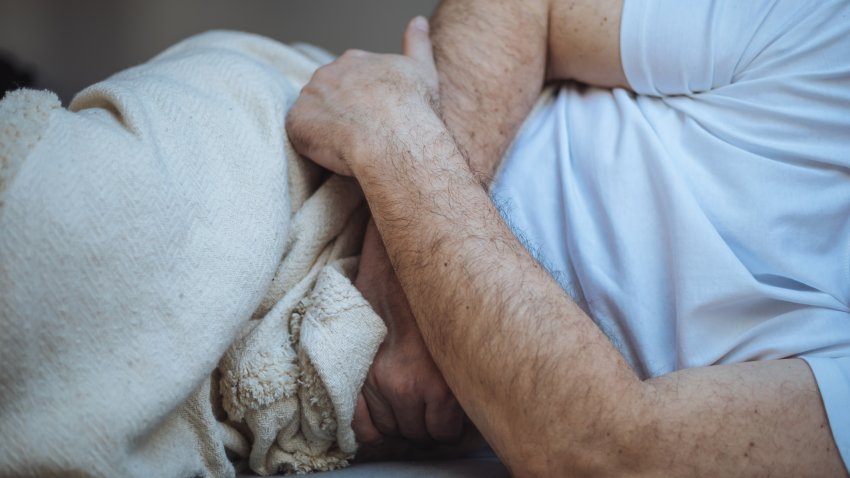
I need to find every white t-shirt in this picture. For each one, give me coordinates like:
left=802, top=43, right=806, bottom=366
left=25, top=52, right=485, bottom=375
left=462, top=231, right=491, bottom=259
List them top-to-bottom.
left=492, top=0, right=850, bottom=467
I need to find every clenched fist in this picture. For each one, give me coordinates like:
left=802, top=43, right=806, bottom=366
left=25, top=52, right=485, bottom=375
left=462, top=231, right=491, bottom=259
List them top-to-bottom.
left=286, top=16, right=440, bottom=177
left=353, top=219, right=465, bottom=447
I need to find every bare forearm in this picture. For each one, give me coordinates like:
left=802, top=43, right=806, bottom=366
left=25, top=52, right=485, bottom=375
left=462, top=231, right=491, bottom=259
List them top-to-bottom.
left=350, top=0, right=550, bottom=441
left=430, top=0, right=549, bottom=181
left=430, top=0, right=630, bottom=182
left=424, top=2, right=642, bottom=471
left=353, top=110, right=644, bottom=475
left=352, top=111, right=846, bottom=477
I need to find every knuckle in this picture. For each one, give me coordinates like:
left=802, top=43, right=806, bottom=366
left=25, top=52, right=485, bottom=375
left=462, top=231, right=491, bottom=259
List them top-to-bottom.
left=342, top=48, right=366, bottom=58
left=310, top=64, right=334, bottom=83
left=300, top=81, right=321, bottom=96
left=286, top=99, right=303, bottom=116
left=284, top=114, right=305, bottom=138
left=284, top=117, right=301, bottom=140
left=389, top=379, right=418, bottom=402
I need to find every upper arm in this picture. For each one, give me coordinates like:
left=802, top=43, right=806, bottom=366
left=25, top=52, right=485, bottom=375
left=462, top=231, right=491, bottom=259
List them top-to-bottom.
left=430, top=0, right=552, bottom=180
left=430, top=0, right=627, bottom=179
left=547, top=0, right=628, bottom=89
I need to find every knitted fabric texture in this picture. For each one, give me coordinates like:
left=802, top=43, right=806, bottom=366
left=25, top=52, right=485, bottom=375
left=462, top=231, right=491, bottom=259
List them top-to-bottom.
left=0, top=31, right=386, bottom=477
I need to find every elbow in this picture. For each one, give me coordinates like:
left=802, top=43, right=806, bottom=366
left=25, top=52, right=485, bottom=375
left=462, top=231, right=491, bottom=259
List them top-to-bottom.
left=490, top=377, right=661, bottom=477
left=501, top=407, right=661, bottom=477
left=503, top=437, right=655, bottom=478
left=552, top=448, right=652, bottom=478
left=553, top=452, right=657, bottom=478
left=506, top=457, right=643, bottom=478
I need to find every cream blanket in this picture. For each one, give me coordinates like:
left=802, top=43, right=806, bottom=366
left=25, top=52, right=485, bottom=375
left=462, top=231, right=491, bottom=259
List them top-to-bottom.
left=0, top=31, right=387, bottom=477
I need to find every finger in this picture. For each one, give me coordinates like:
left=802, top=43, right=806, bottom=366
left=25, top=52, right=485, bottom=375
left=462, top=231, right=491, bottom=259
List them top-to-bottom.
left=402, top=16, right=435, bottom=69
left=285, top=98, right=322, bottom=162
left=285, top=104, right=354, bottom=176
left=355, top=219, right=391, bottom=290
left=363, top=384, right=399, bottom=437
left=353, top=394, right=384, bottom=445
left=425, top=396, right=465, bottom=443
left=394, top=398, right=433, bottom=446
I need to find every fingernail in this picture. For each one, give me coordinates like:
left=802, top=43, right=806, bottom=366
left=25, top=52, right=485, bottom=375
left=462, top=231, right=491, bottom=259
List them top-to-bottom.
left=413, top=16, right=429, bottom=33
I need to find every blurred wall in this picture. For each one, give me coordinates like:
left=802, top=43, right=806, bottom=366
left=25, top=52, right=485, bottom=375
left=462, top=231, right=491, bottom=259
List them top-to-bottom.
left=0, top=0, right=440, bottom=102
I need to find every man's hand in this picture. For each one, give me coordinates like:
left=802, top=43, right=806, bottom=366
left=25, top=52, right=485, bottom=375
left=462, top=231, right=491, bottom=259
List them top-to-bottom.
left=286, top=16, right=439, bottom=177
left=287, top=16, right=462, bottom=448
left=287, top=20, right=464, bottom=447
left=352, top=219, right=464, bottom=446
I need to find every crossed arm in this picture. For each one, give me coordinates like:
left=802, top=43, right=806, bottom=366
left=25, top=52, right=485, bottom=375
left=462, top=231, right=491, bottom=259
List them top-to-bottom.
left=288, top=0, right=847, bottom=475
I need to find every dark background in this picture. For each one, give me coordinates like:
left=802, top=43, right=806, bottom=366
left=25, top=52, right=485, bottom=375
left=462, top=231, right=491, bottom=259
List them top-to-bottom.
left=0, top=0, right=440, bottom=102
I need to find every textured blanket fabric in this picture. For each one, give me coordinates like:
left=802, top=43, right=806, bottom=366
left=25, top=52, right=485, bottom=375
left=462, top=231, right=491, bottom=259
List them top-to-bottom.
left=0, top=31, right=386, bottom=477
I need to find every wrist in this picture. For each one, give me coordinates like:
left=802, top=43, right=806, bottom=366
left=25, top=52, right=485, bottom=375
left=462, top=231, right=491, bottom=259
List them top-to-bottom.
left=348, top=103, right=446, bottom=180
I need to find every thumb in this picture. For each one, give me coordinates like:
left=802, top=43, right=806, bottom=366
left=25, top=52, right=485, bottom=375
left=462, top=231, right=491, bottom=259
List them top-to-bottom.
left=402, top=16, right=435, bottom=70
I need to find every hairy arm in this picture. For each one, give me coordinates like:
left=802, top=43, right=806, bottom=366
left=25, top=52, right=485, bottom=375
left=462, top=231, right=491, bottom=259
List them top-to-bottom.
left=351, top=0, right=628, bottom=445
left=351, top=0, right=558, bottom=444
left=353, top=0, right=630, bottom=445
left=429, top=0, right=547, bottom=181
left=431, top=0, right=627, bottom=180
left=287, top=1, right=847, bottom=474
left=425, top=2, right=843, bottom=474
left=354, top=101, right=844, bottom=478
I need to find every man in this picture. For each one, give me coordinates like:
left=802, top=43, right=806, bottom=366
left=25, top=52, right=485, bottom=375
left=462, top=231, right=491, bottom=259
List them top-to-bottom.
left=287, top=0, right=850, bottom=475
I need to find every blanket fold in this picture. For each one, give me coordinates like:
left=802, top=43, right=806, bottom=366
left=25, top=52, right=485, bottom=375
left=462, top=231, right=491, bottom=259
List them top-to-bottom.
left=0, top=31, right=386, bottom=477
